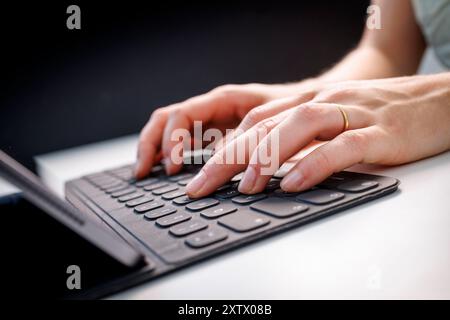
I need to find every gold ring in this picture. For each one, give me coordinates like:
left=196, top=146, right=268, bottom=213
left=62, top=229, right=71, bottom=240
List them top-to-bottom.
left=337, top=105, right=349, bottom=132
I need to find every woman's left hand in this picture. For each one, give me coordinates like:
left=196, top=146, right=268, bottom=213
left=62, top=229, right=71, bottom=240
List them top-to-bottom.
left=185, top=73, right=450, bottom=197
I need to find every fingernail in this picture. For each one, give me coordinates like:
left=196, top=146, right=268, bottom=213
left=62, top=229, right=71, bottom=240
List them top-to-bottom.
left=239, top=166, right=257, bottom=193
left=186, top=170, right=207, bottom=195
left=281, top=170, right=303, bottom=191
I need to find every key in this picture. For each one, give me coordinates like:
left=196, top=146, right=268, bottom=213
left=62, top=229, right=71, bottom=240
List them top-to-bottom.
left=151, top=164, right=164, bottom=173
left=231, top=172, right=244, bottom=182
left=168, top=173, right=193, bottom=182
left=318, top=174, right=348, bottom=188
left=135, top=177, right=159, bottom=188
left=177, top=177, right=193, bottom=186
left=264, top=179, right=280, bottom=191
left=337, top=179, right=379, bottom=193
left=99, top=181, right=124, bottom=190
left=143, top=181, right=169, bottom=191
left=105, top=184, right=128, bottom=194
left=152, top=185, right=179, bottom=196
left=111, top=187, right=136, bottom=198
left=215, top=188, right=240, bottom=199
left=273, top=188, right=298, bottom=197
left=296, top=189, right=345, bottom=205
left=162, top=190, right=186, bottom=200
left=118, top=192, right=144, bottom=202
left=231, top=193, right=267, bottom=205
left=173, top=195, right=196, bottom=205
left=126, top=196, right=154, bottom=207
left=251, top=197, right=309, bottom=218
left=186, top=198, right=219, bottom=211
left=134, top=201, right=164, bottom=214
left=201, top=203, right=237, bottom=219
left=144, top=206, right=177, bottom=220
left=218, top=209, right=270, bottom=232
left=156, top=212, right=191, bottom=227
left=169, top=219, right=208, bottom=237
left=185, top=228, right=228, bottom=248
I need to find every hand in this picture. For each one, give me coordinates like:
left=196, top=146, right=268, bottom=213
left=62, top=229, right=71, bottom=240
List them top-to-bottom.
left=186, top=73, right=450, bottom=197
left=135, top=81, right=318, bottom=178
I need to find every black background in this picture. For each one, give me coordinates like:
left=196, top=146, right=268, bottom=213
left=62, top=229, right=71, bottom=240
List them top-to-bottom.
left=0, top=0, right=369, bottom=169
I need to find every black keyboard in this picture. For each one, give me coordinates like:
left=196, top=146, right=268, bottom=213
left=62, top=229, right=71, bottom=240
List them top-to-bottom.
left=65, top=164, right=399, bottom=272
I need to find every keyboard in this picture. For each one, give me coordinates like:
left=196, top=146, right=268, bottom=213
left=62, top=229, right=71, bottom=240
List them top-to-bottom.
left=65, top=163, right=399, bottom=272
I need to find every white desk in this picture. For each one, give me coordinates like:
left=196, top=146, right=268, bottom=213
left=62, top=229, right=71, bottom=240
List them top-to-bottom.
left=3, top=134, right=448, bottom=299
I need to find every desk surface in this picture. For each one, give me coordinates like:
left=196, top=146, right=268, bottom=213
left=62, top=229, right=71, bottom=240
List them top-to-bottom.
left=16, top=135, right=449, bottom=299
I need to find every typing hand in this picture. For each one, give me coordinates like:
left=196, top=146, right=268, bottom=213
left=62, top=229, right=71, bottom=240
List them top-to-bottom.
left=185, top=74, right=450, bottom=197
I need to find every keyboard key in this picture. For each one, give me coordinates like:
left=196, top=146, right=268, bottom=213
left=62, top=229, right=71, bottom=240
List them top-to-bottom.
left=151, top=164, right=164, bottom=174
left=231, top=172, right=244, bottom=182
left=168, top=173, right=193, bottom=182
left=318, top=174, right=348, bottom=188
left=135, top=177, right=159, bottom=188
left=177, top=177, right=193, bottom=186
left=264, top=179, right=280, bottom=191
left=337, top=179, right=379, bottom=193
left=99, top=181, right=123, bottom=190
left=144, top=181, right=169, bottom=191
left=104, top=184, right=128, bottom=194
left=216, top=184, right=231, bottom=191
left=152, top=185, right=179, bottom=196
left=111, top=187, right=136, bottom=198
left=215, top=188, right=240, bottom=199
left=273, top=188, right=298, bottom=197
left=296, top=189, right=345, bottom=205
left=162, top=190, right=186, bottom=200
left=118, top=192, right=144, bottom=202
left=231, top=193, right=267, bottom=205
left=173, top=195, right=196, bottom=205
left=126, top=196, right=154, bottom=207
left=251, top=197, right=309, bottom=218
left=186, top=198, right=219, bottom=211
left=134, top=201, right=164, bottom=214
left=201, top=203, right=237, bottom=219
left=144, top=206, right=177, bottom=220
left=218, top=209, right=270, bottom=232
left=156, top=212, right=191, bottom=227
left=169, top=219, right=208, bottom=237
left=185, top=228, right=228, bottom=248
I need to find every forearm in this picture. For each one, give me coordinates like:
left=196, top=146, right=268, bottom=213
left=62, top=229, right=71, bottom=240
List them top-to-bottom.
left=318, top=45, right=410, bottom=82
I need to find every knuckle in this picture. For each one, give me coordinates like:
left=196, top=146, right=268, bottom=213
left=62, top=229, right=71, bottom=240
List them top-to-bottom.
left=212, top=84, right=240, bottom=97
left=317, top=87, right=356, bottom=102
left=294, top=104, right=320, bottom=122
left=244, top=107, right=265, bottom=127
left=150, top=108, right=166, bottom=121
left=339, top=130, right=368, bottom=156
left=312, top=149, right=333, bottom=174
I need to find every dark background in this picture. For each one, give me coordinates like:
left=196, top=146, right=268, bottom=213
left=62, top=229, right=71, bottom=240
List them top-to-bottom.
left=0, top=0, right=369, bottom=169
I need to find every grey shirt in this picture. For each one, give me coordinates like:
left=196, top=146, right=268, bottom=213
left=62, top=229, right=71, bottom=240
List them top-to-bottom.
left=412, top=0, right=450, bottom=68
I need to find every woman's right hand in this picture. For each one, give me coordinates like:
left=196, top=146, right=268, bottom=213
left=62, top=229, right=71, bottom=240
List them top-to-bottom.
left=135, top=81, right=319, bottom=178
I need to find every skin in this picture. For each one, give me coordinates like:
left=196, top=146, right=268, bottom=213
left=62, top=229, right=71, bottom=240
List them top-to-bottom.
left=135, top=0, right=450, bottom=198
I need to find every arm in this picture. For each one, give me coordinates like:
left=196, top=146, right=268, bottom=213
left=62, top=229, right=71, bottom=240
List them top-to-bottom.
left=319, top=0, right=426, bottom=82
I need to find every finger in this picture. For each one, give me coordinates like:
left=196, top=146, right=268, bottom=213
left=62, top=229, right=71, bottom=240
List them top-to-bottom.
left=162, top=93, right=239, bottom=175
left=214, top=93, right=315, bottom=152
left=239, top=103, right=373, bottom=193
left=135, top=109, right=170, bottom=179
left=186, top=110, right=292, bottom=198
left=280, top=126, right=384, bottom=192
